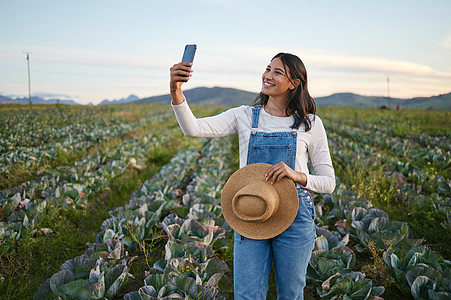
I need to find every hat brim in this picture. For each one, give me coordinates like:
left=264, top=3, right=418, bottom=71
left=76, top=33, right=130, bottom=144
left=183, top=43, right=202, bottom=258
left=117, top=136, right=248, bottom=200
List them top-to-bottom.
left=221, top=163, right=299, bottom=240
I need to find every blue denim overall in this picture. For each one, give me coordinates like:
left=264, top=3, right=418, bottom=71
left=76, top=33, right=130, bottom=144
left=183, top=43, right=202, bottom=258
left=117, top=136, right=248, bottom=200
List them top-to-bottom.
left=233, top=106, right=316, bottom=300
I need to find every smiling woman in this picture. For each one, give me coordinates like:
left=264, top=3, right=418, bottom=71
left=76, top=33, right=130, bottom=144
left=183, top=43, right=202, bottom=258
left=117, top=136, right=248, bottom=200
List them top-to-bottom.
left=169, top=51, right=335, bottom=299
left=256, top=53, right=316, bottom=132
left=261, top=59, right=298, bottom=113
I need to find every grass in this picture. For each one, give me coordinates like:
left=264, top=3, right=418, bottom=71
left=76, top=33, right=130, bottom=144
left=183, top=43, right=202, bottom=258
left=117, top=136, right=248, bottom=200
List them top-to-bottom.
left=384, top=199, right=451, bottom=258
left=120, top=233, right=168, bottom=297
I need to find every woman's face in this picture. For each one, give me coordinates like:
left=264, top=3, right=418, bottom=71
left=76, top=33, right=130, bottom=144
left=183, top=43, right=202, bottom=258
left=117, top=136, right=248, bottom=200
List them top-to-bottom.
left=261, top=57, right=295, bottom=100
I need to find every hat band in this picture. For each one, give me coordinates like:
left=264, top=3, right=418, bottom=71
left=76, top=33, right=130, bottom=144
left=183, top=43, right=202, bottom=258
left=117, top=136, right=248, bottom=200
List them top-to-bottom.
left=231, top=183, right=280, bottom=222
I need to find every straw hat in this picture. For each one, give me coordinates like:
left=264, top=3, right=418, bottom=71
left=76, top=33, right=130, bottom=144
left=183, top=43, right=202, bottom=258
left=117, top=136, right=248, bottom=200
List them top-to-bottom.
left=221, top=163, right=299, bottom=240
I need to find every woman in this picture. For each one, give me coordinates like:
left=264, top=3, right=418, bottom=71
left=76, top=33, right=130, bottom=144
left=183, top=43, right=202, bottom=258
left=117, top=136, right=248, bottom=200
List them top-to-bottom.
left=169, top=52, right=335, bottom=299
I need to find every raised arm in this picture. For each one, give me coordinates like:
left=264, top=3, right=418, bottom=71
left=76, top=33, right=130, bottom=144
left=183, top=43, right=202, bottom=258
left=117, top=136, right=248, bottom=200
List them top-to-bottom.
left=169, top=61, right=238, bottom=138
left=169, top=62, right=193, bottom=105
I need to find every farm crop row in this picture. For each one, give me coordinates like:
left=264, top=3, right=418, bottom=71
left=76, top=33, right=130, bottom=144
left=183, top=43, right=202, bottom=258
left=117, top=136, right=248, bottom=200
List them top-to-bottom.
left=1, top=103, right=226, bottom=299
left=0, top=105, right=173, bottom=189
left=1, top=105, right=450, bottom=299
left=1, top=105, right=113, bottom=136
left=0, top=108, right=122, bottom=153
left=319, top=108, right=451, bottom=145
left=317, top=112, right=451, bottom=298
left=321, top=112, right=451, bottom=234
left=347, top=119, right=450, bottom=153
left=326, top=121, right=450, bottom=178
left=0, top=127, right=178, bottom=253
left=32, top=131, right=450, bottom=299
left=327, top=131, right=450, bottom=221
left=34, top=134, right=450, bottom=299
left=330, top=134, right=450, bottom=257
left=34, top=136, right=235, bottom=299
left=310, top=180, right=450, bottom=299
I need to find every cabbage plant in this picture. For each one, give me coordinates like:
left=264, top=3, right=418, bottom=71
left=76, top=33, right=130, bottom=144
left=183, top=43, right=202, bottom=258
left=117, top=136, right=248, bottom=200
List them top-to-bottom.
left=185, top=137, right=233, bottom=206
left=131, top=146, right=199, bottom=202
left=325, top=189, right=373, bottom=222
left=96, top=204, right=159, bottom=249
left=336, top=206, right=421, bottom=251
left=165, top=219, right=226, bottom=246
left=315, top=228, right=350, bottom=251
left=126, top=238, right=229, bottom=299
left=33, top=239, right=135, bottom=299
left=384, top=245, right=451, bottom=296
left=307, top=246, right=356, bottom=284
left=154, top=256, right=228, bottom=287
left=407, top=267, right=451, bottom=299
left=318, top=272, right=385, bottom=300
left=124, top=275, right=224, bottom=300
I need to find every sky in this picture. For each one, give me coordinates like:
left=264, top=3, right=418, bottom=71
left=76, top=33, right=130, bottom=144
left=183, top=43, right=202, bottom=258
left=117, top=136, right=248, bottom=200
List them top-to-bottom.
left=1, top=0, right=450, bottom=105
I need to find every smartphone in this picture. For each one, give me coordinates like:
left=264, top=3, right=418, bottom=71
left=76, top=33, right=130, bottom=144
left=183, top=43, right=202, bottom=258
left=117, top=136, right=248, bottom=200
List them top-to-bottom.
left=181, top=44, right=197, bottom=63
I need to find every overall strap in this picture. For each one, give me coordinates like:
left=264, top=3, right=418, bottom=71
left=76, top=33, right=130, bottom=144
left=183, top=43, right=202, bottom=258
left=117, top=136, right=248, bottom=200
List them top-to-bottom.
left=251, top=105, right=262, bottom=129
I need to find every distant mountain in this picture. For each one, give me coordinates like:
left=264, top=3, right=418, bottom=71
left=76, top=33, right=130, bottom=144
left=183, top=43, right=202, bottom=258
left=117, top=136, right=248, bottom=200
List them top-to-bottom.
left=136, top=87, right=256, bottom=106
left=137, top=87, right=451, bottom=110
left=2, top=88, right=449, bottom=109
left=314, top=92, right=451, bottom=109
left=315, top=93, right=387, bottom=108
left=399, top=93, right=451, bottom=110
left=0, top=95, right=80, bottom=105
left=0, top=95, right=12, bottom=103
left=98, top=95, right=139, bottom=105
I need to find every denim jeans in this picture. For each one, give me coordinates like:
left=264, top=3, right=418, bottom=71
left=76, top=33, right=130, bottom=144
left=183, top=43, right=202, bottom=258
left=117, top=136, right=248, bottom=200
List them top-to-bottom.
left=233, top=105, right=316, bottom=299
left=233, top=188, right=316, bottom=300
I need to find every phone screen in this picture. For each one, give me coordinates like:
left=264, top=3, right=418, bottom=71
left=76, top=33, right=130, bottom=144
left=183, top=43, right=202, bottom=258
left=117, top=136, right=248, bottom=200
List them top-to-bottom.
left=182, top=44, right=197, bottom=63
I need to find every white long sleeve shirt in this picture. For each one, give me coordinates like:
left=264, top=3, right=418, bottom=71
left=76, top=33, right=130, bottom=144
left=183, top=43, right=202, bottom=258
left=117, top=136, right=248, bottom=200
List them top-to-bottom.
left=172, top=100, right=336, bottom=194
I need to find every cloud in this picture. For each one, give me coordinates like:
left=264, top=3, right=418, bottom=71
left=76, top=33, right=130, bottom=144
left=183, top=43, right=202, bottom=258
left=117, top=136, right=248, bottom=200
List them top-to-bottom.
left=440, top=33, right=451, bottom=50
left=2, top=44, right=449, bottom=104
left=8, top=44, right=449, bottom=80
left=1, top=46, right=173, bottom=70
left=195, top=46, right=451, bottom=79
left=305, top=53, right=451, bottom=78
left=32, top=92, right=76, bottom=100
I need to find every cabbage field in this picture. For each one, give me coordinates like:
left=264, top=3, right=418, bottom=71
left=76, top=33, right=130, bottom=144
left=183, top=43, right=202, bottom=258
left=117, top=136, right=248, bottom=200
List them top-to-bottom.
left=0, top=104, right=450, bottom=299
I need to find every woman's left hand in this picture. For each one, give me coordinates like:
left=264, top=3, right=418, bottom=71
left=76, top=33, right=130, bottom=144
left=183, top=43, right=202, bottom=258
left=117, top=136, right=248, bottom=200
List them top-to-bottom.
left=265, top=161, right=307, bottom=186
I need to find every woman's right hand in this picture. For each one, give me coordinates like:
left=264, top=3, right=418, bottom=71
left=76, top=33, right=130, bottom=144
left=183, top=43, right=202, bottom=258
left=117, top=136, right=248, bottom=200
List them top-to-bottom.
left=169, top=62, right=193, bottom=93
left=169, top=62, right=193, bottom=105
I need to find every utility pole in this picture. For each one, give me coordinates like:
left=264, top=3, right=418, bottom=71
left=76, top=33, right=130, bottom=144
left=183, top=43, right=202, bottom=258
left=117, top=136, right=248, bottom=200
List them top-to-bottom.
left=27, top=53, right=32, bottom=108
left=386, top=76, right=390, bottom=109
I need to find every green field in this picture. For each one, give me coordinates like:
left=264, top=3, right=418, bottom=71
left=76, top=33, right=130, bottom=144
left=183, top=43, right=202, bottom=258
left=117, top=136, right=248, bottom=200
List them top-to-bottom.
left=0, top=104, right=450, bottom=299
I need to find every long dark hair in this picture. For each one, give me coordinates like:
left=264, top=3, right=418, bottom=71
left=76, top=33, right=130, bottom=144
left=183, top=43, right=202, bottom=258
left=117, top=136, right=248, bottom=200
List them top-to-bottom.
left=254, top=52, right=316, bottom=131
